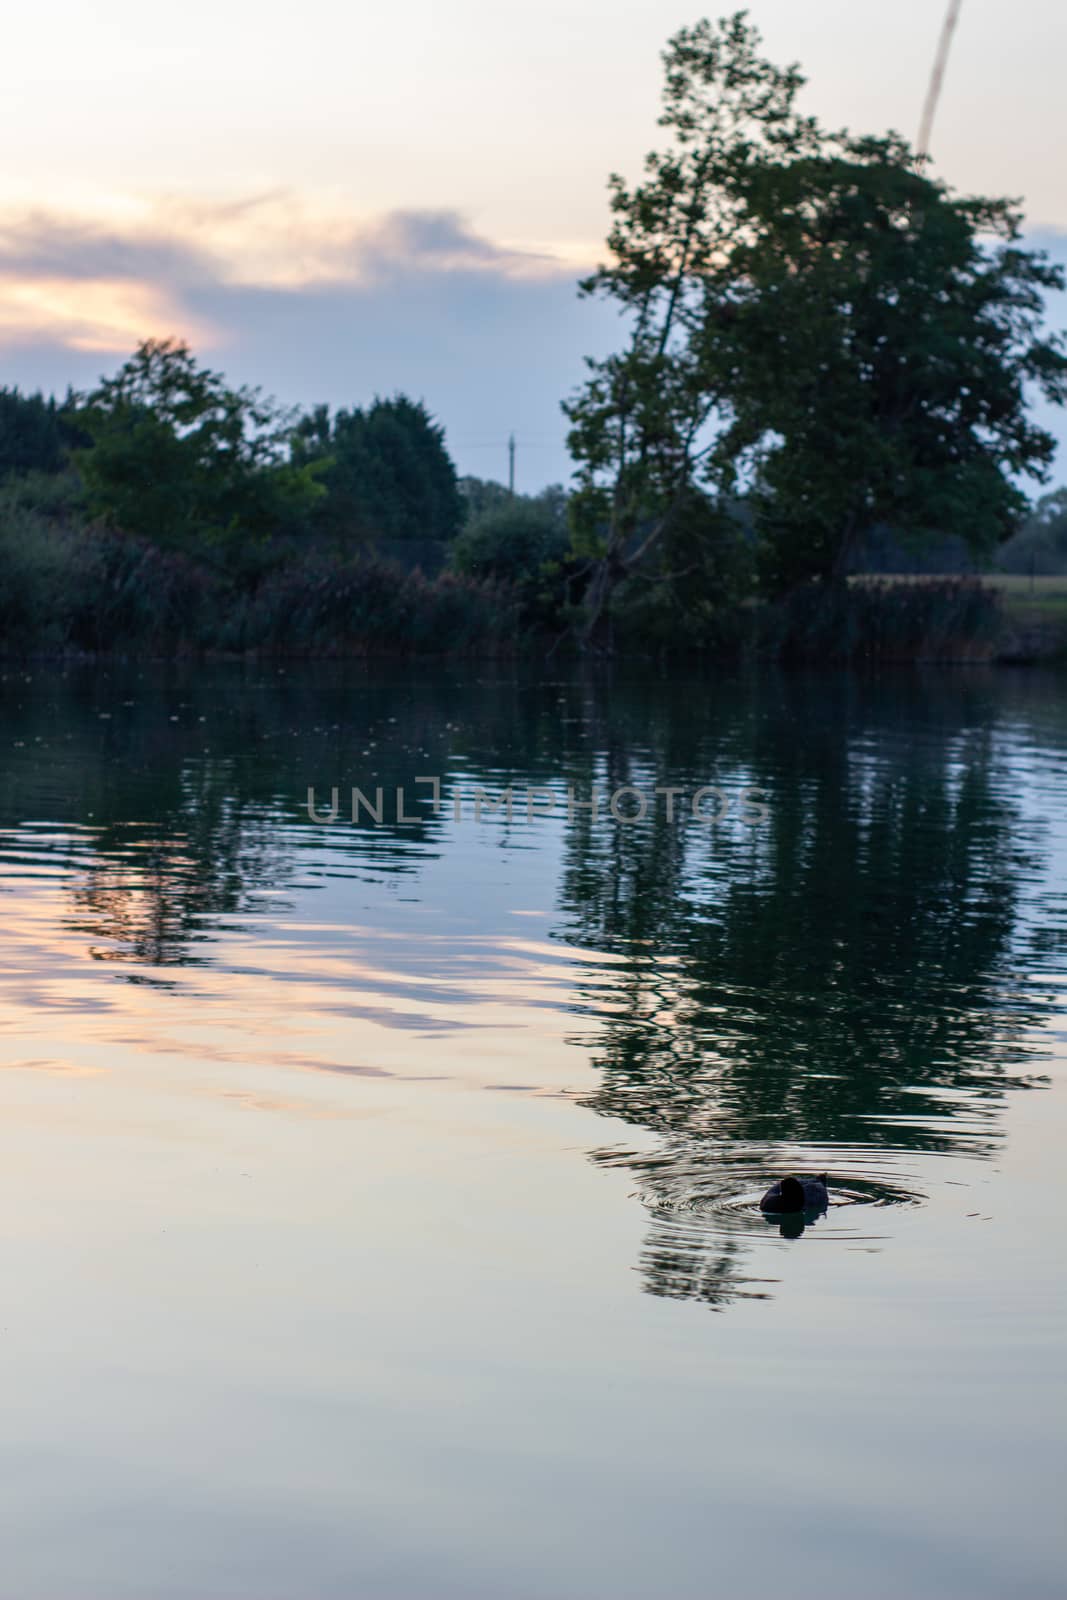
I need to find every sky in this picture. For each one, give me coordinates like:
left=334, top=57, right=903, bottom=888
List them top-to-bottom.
left=2, top=0, right=1065, bottom=490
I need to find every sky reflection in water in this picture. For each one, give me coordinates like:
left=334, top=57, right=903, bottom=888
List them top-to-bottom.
left=0, top=663, right=1065, bottom=1599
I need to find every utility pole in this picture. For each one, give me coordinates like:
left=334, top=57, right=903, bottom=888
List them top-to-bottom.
left=508, top=433, right=515, bottom=497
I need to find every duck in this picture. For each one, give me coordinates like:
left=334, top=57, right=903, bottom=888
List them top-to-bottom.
left=759, top=1173, right=829, bottom=1214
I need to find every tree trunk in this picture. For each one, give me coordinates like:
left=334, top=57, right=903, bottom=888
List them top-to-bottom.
left=831, top=511, right=860, bottom=584
left=578, top=548, right=626, bottom=650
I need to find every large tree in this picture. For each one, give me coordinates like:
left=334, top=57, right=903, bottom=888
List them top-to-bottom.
left=565, top=12, right=1067, bottom=640
left=564, top=13, right=816, bottom=643
left=721, top=136, right=1067, bottom=589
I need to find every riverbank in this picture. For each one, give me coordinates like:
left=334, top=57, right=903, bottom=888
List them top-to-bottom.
left=4, top=492, right=1066, bottom=664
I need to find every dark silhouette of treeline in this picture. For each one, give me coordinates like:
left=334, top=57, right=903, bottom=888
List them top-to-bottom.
left=0, top=354, right=570, bottom=659
left=0, top=360, right=1024, bottom=663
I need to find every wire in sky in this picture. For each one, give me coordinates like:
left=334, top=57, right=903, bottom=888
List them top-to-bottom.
left=917, top=0, right=965, bottom=159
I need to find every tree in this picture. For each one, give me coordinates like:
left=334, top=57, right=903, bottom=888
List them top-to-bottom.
left=566, top=11, right=1067, bottom=639
left=563, top=12, right=816, bottom=644
left=720, top=137, right=1067, bottom=590
left=73, top=339, right=322, bottom=569
left=0, top=387, right=83, bottom=479
left=293, top=396, right=463, bottom=545
left=450, top=486, right=574, bottom=627
left=998, top=486, right=1067, bottom=575
left=603, top=488, right=754, bottom=648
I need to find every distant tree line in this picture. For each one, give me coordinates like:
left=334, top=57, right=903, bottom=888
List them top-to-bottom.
left=0, top=346, right=568, bottom=657
left=1, top=346, right=565, bottom=579
left=0, top=387, right=85, bottom=477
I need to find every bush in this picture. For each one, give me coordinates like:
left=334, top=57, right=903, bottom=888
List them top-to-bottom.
left=0, top=475, right=217, bottom=656
left=607, top=491, right=755, bottom=650
left=450, top=493, right=576, bottom=629
left=451, top=497, right=569, bottom=584
left=0, top=501, right=71, bottom=651
left=63, top=533, right=218, bottom=653
left=234, top=552, right=518, bottom=656
left=758, top=578, right=1005, bottom=662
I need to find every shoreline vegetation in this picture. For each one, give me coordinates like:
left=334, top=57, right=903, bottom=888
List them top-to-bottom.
left=3, top=13, right=1066, bottom=668
left=4, top=404, right=1065, bottom=666
left=2, top=481, right=1063, bottom=666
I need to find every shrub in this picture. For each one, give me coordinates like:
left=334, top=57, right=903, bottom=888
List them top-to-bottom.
left=0, top=477, right=217, bottom=656
left=607, top=491, right=755, bottom=650
left=450, top=494, right=576, bottom=629
left=451, top=498, right=569, bottom=585
left=0, top=501, right=71, bottom=651
left=62, top=532, right=218, bottom=653
left=235, top=552, right=517, bottom=656
left=758, top=578, right=1005, bottom=662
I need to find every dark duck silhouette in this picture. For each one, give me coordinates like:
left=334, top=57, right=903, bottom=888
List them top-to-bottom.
left=759, top=1174, right=830, bottom=1214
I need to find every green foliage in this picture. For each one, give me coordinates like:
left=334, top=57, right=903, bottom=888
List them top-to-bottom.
left=566, top=10, right=1067, bottom=640
left=564, top=12, right=816, bottom=640
left=722, top=138, right=1067, bottom=590
left=73, top=338, right=323, bottom=573
left=0, top=387, right=85, bottom=479
left=293, top=396, right=463, bottom=545
left=0, top=464, right=86, bottom=520
left=0, top=475, right=215, bottom=655
left=458, top=475, right=514, bottom=523
left=998, top=488, right=1067, bottom=575
left=450, top=489, right=574, bottom=627
left=608, top=490, right=754, bottom=647
left=451, top=491, right=568, bottom=581
left=0, top=496, right=70, bottom=650
left=62, top=532, right=217, bottom=652
left=235, top=553, right=515, bottom=656
left=758, top=578, right=1005, bottom=662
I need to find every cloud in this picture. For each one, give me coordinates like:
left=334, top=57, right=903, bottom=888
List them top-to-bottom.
left=0, top=194, right=568, bottom=307
left=0, top=196, right=614, bottom=487
left=0, top=196, right=577, bottom=358
left=3, top=196, right=1060, bottom=490
left=0, top=208, right=218, bottom=351
left=0, top=274, right=207, bottom=355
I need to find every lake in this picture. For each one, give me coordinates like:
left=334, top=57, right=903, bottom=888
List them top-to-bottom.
left=1, top=662, right=1065, bottom=1599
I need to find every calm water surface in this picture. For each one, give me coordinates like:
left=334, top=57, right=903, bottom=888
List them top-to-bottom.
left=1, top=664, right=1065, bottom=1598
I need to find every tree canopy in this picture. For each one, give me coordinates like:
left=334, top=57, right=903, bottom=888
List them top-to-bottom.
left=565, top=11, right=1067, bottom=639
left=721, top=135, right=1067, bottom=589
left=73, top=339, right=322, bottom=569
left=0, top=387, right=83, bottom=479
left=293, top=396, right=463, bottom=545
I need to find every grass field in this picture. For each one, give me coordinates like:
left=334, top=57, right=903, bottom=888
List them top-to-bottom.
left=983, top=574, right=1067, bottom=623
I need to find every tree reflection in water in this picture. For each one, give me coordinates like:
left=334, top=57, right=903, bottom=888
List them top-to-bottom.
left=3, top=663, right=1064, bottom=1308
left=556, top=672, right=1066, bottom=1305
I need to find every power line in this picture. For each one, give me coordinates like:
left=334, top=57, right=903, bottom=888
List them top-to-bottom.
left=917, top=0, right=965, bottom=159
